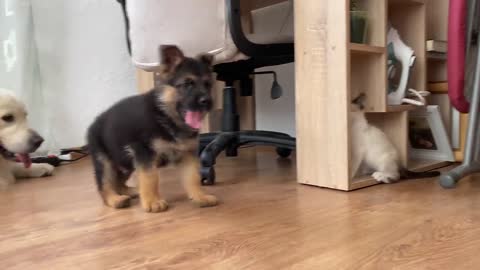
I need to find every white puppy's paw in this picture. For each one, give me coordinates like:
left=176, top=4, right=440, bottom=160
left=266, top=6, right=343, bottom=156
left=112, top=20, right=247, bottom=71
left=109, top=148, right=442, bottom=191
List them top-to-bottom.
left=31, top=163, right=55, bottom=178
left=372, top=172, right=399, bottom=184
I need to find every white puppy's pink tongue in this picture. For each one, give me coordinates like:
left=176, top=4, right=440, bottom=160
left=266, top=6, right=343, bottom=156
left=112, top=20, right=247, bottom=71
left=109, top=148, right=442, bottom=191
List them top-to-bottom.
left=185, top=111, right=202, bottom=130
left=17, top=154, right=32, bottom=168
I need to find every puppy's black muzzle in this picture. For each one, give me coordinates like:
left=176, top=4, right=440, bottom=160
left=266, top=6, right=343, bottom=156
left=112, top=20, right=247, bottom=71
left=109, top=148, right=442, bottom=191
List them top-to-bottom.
left=187, top=93, right=213, bottom=113
left=196, top=95, right=213, bottom=111
left=28, top=131, right=44, bottom=153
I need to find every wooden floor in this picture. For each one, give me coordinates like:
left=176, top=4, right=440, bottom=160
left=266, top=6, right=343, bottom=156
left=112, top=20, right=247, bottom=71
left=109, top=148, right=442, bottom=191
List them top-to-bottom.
left=1, top=149, right=480, bottom=270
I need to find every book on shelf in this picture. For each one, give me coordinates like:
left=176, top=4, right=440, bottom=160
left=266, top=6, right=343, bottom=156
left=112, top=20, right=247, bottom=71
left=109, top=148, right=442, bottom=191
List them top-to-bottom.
left=427, top=40, right=447, bottom=53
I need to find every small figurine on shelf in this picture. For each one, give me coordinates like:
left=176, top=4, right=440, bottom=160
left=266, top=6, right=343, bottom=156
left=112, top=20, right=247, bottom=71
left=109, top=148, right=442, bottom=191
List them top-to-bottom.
left=350, top=0, right=368, bottom=44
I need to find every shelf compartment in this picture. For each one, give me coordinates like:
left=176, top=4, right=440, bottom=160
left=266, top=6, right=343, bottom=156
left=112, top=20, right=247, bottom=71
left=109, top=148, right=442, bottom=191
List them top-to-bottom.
left=350, top=0, right=387, bottom=47
left=388, top=2, right=427, bottom=93
left=350, top=53, right=387, bottom=112
left=349, top=111, right=409, bottom=190
left=408, top=159, right=451, bottom=171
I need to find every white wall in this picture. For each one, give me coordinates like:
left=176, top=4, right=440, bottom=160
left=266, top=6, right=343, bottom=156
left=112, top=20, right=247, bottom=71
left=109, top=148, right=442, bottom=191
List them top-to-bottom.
left=1, top=0, right=48, bottom=150
left=2, top=0, right=295, bottom=151
left=31, top=0, right=136, bottom=149
left=252, top=1, right=296, bottom=136
left=255, top=64, right=296, bottom=136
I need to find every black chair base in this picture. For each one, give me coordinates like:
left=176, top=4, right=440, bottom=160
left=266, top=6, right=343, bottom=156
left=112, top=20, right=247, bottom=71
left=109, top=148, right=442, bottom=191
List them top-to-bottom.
left=198, top=131, right=295, bottom=185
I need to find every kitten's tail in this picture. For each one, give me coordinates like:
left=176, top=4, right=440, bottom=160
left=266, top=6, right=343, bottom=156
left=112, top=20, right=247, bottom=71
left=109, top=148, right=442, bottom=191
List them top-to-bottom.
left=400, top=168, right=441, bottom=179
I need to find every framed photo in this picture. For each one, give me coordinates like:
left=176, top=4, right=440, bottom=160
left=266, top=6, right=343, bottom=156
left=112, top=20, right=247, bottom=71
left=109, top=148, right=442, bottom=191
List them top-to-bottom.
left=409, top=105, right=455, bottom=162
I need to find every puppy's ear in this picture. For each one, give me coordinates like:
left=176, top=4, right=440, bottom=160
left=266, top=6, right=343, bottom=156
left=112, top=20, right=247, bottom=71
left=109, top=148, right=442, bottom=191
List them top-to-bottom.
left=159, top=45, right=185, bottom=72
left=197, top=53, right=214, bottom=67
left=351, top=93, right=366, bottom=110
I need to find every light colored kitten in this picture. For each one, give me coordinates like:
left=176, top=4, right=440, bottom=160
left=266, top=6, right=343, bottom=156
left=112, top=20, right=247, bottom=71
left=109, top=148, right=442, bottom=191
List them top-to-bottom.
left=350, top=93, right=439, bottom=183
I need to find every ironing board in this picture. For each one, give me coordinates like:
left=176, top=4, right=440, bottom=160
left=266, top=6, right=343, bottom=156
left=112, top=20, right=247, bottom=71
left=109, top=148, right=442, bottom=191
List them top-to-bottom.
left=440, top=0, right=480, bottom=188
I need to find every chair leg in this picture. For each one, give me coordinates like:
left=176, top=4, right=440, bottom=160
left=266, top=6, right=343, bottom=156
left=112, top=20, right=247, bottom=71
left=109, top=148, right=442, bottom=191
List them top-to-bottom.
left=440, top=33, right=480, bottom=188
left=197, top=79, right=297, bottom=185
left=198, top=83, right=241, bottom=185
left=222, top=86, right=240, bottom=132
left=198, top=132, right=220, bottom=155
left=200, top=132, right=238, bottom=185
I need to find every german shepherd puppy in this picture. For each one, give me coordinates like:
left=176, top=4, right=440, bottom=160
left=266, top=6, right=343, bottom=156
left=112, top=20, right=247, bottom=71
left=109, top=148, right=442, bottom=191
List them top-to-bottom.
left=87, top=45, right=217, bottom=212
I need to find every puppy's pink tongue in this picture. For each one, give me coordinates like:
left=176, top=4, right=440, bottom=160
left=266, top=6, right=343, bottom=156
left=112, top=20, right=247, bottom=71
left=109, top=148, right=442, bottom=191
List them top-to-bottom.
left=185, top=111, right=202, bottom=130
left=17, top=154, right=32, bottom=168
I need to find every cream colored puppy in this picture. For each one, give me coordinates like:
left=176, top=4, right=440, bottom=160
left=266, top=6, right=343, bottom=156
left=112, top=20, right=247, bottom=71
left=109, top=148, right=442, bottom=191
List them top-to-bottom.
left=0, top=89, right=54, bottom=189
left=350, top=93, right=440, bottom=183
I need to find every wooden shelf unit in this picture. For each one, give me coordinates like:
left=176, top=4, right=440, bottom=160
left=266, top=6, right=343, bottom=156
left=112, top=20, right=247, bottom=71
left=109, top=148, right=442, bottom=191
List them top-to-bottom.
left=295, top=0, right=449, bottom=191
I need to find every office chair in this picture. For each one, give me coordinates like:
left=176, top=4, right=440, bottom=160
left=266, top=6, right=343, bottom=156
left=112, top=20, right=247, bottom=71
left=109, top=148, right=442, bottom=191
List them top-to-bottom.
left=117, top=0, right=296, bottom=185
left=439, top=0, right=480, bottom=188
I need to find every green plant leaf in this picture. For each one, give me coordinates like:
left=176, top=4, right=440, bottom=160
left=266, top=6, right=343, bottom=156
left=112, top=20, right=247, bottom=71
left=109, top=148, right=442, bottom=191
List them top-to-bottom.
left=351, top=0, right=358, bottom=11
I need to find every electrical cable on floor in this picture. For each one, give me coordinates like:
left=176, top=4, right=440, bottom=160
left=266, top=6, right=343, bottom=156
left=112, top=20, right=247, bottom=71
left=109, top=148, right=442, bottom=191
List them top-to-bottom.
left=31, top=146, right=89, bottom=167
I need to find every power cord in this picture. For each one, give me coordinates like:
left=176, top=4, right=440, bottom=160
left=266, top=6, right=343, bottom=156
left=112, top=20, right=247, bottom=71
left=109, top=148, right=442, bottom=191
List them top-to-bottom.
left=31, top=145, right=89, bottom=167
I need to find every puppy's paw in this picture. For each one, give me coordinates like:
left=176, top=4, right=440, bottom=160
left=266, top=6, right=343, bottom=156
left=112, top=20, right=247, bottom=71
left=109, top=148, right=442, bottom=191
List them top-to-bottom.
left=32, top=163, right=55, bottom=177
left=372, top=172, right=398, bottom=184
left=120, top=186, right=139, bottom=198
left=192, top=194, right=218, bottom=208
left=107, top=195, right=131, bottom=209
left=142, top=199, right=168, bottom=213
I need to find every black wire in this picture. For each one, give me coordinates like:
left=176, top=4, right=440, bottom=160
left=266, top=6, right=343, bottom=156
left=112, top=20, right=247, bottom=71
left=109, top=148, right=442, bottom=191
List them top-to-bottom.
left=56, top=154, right=89, bottom=167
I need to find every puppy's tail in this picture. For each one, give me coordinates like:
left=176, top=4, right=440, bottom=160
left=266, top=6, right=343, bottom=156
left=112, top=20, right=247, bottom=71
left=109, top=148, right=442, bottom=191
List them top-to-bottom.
left=86, top=120, right=108, bottom=191
left=400, top=168, right=441, bottom=179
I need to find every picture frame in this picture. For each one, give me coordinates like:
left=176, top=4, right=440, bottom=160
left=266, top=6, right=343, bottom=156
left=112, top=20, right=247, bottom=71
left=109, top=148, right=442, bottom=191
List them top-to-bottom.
left=427, top=83, right=468, bottom=162
left=408, top=105, right=455, bottom=162
left=451, top=108, right=461, bottom=149
left=452, top=111, right=469, bottom=162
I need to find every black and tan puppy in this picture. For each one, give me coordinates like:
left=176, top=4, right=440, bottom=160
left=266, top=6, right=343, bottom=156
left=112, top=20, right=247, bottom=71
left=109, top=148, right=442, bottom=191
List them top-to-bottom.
left=87, top=45, right=217, bottom=212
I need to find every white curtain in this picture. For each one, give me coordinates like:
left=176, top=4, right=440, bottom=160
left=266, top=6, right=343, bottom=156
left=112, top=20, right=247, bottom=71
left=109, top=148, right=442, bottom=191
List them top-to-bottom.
left=0, top=0, right=136, bottom=154
left=0, top=0, right=51, bottom=154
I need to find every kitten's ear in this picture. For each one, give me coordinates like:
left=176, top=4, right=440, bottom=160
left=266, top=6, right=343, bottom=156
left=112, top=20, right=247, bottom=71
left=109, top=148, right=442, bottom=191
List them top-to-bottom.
left=159, top=45, right=185, bottom=72
left=197, top=53, right=214, bottom=67
left=351, top=93, right=366, bottom=110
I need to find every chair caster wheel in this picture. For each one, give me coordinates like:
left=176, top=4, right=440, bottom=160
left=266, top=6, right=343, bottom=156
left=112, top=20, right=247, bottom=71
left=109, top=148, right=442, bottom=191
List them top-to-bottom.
left=276, top=147, right=292, bottom=158
left=201, top=167, right=216, bottom=186
left=439, top=174, right=457, bottom=189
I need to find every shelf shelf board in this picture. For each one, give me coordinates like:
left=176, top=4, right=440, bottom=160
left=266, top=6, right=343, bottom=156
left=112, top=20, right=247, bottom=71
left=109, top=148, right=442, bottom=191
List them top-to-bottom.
left=389, top=0, right=425, bottom=6
left=350, top=43, right=386, bottom=55
left=427, top=51, right=447, bottom=61
left=428, top=82, right=448, bottom=94
left=386, top=104, right=423, bottom=112
left=350, top=159, right=451, bottom=191
left=409, top=159, right=452, bottom=172
left=350, top=175, right=379, bottom=190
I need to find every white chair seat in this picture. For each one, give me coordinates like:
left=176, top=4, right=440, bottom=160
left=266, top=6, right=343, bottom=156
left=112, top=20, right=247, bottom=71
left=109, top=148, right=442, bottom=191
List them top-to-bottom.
left=127, top=0, right=293, bottom=71
left=247, top=33, right=293, bottom=44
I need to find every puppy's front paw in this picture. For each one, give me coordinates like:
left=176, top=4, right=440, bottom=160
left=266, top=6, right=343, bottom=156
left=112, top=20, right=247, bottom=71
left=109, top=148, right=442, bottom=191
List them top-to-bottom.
left=33, top=163, right=55, bottom=177
left=372, top=172, right=398, bottom=184
left=120, top=186, right=139, bottom=198
left=192, top=194, right=218, bottom=208
left=107, top=195, right=131, bottom=209
left=142, top=198, right=168, bottom=213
